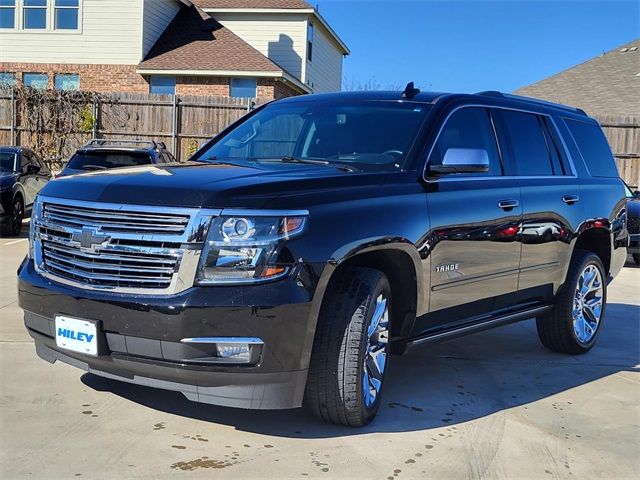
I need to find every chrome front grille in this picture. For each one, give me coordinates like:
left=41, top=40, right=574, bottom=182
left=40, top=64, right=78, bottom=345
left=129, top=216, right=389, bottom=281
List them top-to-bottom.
left=33, top=196, right=220, bottom=294
left=42, top=202, right=190, bottom=235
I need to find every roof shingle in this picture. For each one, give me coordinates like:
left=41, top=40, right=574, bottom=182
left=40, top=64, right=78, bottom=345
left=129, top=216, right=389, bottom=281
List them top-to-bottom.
left=191, top=0, right=313, bottom=9
left=138, top=5, right=282, bottom=73
left=514, top=39, right=640, bottom=116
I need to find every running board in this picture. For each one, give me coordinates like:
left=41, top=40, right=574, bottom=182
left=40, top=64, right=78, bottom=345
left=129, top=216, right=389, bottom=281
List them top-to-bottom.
left=404, top=304, right=552, bottom=351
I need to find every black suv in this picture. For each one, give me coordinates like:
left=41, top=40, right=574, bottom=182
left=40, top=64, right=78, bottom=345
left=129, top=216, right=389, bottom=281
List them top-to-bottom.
left=18, top=89, right=628, bottom=426
left=57, top=139, right=175, bottom=177
left=0, top=146, right=51, bottom=236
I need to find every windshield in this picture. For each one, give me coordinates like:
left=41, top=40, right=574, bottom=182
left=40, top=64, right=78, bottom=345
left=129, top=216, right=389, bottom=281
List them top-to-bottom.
left=196, top=100, right=431, bottom=171
left=66, top=151, right=152, bottom=170
left=0, top=152, right=17, bottom=172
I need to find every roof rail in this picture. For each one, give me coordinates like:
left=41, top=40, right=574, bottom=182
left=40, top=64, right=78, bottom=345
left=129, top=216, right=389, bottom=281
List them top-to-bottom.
left=476, top=91, right=587, bottom=116
left=85, top=139, right=166, bottom=149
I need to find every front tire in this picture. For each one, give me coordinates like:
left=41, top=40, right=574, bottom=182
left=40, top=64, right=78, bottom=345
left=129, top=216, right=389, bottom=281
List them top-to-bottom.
left=1, top=196, right=24, bottom=237
left=536, top=250, right=606, bottom=354
left=305, top=267, right=391, bottom=426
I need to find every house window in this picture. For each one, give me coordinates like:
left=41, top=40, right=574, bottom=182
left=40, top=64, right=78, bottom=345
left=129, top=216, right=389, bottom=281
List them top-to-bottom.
left=0, top=0, right=15, bottom=29
left=23, top=0, right=47, bottom=29
left=54, top=0, right=78, bottom=29
left=307, top=22, right=314, bottom=62
left=0, top=72, right=16, bottom=87
left=23, top=73, right=48, bottom=89
left=55, top=73, right=79, bottom=91
left=149, top=76, right=176, bottom=95
left=230, top=78, right=257, bottom=98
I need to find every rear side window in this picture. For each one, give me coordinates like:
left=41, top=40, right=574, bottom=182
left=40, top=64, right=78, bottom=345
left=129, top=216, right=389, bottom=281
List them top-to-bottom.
left=429, top=107, right=502, bottom=176
left=496, top=110, right=554, bottom=176
left=564, top=119, right=618, bottom=177
left=66, top=152, right=152, bottom=171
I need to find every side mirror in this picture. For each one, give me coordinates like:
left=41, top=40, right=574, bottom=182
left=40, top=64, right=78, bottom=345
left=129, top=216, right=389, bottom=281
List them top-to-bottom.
left=429, top=148, right=490, bottom=175
left=26, top=164, right=41, bottom=174
left=634, top=190, right=640, bottom=198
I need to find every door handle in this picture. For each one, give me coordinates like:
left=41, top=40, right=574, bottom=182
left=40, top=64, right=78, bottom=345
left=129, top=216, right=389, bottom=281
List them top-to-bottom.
left=562, top=195, right=579, bottom=205
left=498, top=199, right=519, bottom=211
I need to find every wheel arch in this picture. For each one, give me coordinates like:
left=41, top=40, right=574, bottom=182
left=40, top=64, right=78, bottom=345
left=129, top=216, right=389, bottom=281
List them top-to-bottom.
left=567, top=227, right=611, bottom=280
left=310, top=239, right=425, bottom=354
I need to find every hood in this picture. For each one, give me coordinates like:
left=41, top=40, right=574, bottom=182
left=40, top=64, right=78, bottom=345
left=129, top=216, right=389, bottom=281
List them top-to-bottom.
left=40, top=161, right=387, bottom=209
left=0, top=172, right=19, bottom=189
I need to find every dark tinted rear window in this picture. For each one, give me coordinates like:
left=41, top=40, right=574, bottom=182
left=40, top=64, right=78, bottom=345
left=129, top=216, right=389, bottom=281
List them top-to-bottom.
left=497, top=110, right=554, bottom=176
left=565, top=119, right=618, bottom=177
left=67, top=151, right=152, bottom=170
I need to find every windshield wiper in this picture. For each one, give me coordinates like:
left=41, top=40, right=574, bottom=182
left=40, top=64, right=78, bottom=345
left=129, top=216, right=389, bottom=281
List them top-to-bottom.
left=279, top=156, right=358, bottom=172
left=81, top=165, right=108, bottom=171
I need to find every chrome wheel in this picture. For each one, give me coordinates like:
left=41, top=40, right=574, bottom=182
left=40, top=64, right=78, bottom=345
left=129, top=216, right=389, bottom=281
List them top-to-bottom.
left=572, top=264, right=603, bottom=344
left=363, top=294, right=389, bottom=407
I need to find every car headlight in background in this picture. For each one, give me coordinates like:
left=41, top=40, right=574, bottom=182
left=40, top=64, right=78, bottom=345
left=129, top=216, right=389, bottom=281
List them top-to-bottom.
left=195, top=211, right=308, bottom=285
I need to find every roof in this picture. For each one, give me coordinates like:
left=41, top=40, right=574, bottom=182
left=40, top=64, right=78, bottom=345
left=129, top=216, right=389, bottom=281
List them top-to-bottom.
left=192, top=0, right=350, bottom=55
left=192, top=1, right=312, bottom=9
left=138, top=5, right=282, bottom=74
left=514, top=39, right=640, bottom=116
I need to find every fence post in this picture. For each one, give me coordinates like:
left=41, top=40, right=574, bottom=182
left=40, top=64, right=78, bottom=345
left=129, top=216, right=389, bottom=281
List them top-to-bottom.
left=10, top=87, right=15, bottom=145
left=172, top=94, right=179, bottom=158
left=91, top=95, right=98, bottom=139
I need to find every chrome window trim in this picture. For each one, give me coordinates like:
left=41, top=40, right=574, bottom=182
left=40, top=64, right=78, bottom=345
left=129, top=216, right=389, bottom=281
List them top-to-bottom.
left=422, top=103, right=580, bottom=183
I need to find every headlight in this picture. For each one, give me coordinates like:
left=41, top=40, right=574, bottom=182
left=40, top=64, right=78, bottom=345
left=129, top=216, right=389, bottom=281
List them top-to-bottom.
left=195, top=211, right=308, bottom=285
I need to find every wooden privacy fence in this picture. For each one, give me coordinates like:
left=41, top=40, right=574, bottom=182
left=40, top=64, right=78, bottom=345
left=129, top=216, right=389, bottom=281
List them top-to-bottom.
left=0, top=88, right=638, bottom=186
left=0, top=89, right=263, bottom=164
left=595, top=114, right=640, bottom=188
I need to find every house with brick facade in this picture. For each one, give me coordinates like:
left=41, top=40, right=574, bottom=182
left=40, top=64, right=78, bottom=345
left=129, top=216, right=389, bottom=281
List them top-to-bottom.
left=0, top=0, right=349, bottom=100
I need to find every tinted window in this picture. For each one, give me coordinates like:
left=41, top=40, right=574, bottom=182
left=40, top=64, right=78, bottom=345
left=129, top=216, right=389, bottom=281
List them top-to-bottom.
left=197, top=101, right=431, bottom=172
left=429, top=107, right=502, bottom=176
left=498, top=110, right=554, bottom=176
left=565, top=119, right=618, bottom=178
left=0, top=151, right=16, bottom=172
left=66, top=152, right=152, bottom=171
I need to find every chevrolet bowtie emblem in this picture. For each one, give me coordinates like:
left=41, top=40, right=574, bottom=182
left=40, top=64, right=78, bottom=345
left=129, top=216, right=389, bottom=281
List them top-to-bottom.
left=71, top=228, right=110, bottom=252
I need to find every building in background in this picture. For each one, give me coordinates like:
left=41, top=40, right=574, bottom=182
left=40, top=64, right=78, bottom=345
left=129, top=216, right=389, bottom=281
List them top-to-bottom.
left=0, top=0, right=349, bottom=100
left=515, top=39, right=639, bottom=187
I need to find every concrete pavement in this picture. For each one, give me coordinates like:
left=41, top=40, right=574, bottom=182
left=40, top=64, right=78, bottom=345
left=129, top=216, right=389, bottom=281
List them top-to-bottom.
left=1, top=233, right=638, bottom=480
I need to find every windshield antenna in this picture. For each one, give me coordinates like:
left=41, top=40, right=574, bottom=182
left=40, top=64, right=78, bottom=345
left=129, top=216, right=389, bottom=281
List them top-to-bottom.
left=402, top=82, right=421, bottom=99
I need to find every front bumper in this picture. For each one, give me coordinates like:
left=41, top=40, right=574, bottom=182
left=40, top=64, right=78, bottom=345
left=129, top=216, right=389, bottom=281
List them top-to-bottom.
left=19, top=259, right=324, bottom=409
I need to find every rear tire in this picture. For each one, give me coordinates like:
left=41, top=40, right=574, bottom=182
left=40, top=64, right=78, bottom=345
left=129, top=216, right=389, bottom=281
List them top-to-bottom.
left=1, top=196, right=23, bottom=237
left=536, top=250, right=606, bottom=355
left=305, top=267, right=391, bottom=426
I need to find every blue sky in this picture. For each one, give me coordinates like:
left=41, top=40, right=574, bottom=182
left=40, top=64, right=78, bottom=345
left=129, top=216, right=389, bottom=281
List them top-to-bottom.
left=314, top=0, right=639, bottom=93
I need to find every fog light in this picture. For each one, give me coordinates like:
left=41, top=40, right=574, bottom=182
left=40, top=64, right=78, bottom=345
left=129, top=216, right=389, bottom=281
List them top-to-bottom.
left=216, top=343, right=251, bottom=361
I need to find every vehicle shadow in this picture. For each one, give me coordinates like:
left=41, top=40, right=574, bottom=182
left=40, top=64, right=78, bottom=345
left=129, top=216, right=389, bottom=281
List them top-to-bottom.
left=0, top=221, right=30, bottom=240
left=81, top=302, right=639, bottom=438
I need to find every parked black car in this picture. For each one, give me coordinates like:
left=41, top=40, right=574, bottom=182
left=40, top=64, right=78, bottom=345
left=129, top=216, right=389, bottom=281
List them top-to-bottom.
left=18, top=88, right=627, bottom=426
left=57, top=139, right=175, bottom=177
left=0, top=146, right=51, bottom=236
left=623, top=181, right=639, bottom=264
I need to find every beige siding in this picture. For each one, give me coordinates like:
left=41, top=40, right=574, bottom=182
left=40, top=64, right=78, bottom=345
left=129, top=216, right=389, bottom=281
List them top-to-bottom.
left=0, top=0, right=143, bottom=65
left=142, top=0, right=180, bottom=57
left=212, top=12, right=307, bottom=81
left=305, top=21, right=342, bottom=93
